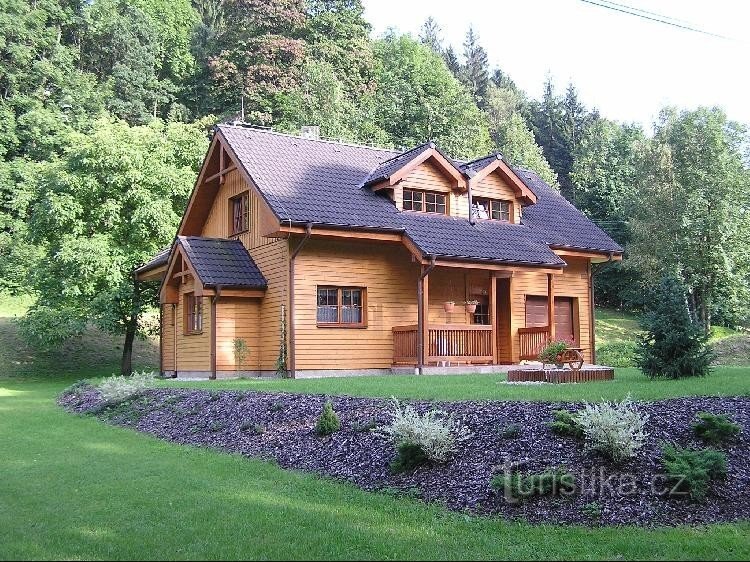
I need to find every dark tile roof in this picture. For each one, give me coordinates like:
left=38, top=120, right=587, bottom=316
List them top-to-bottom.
left=216, top=125, right=621, bottom=265
left=363, top=141, right=432, bottom=186
left=459, top=153, right=503, bottom=175
left=515, top=169, right=624, bottom=254
left=178, top=236, right=267, bottom=289
left=135, top=245, right=171, bottom=273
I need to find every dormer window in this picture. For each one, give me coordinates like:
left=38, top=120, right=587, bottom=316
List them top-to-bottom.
left=403, top=189, right=447, bottom=215
left=230, top=191, right=249, bottom=235
left=472, top=197, right=511, bottom=222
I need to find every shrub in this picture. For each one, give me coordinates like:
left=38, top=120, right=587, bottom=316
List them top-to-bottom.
left=635, top=276, right=714, bottom=379
left=538, top=340, right=570, bottom=364
left=596, top=341, right=637, bottom=368
left=97, top=371, right=156, bottom=402
left=574, top=397, right=648, bottom=463
left=378, top=398, right=470, bottom=465
left=315, top=400, right=341, bottom=436
left=269, top=401, right=284, bottom=412
left=549, top=410, right=584, bottom=438
left=693, top=412, right=741, bottom=445
left=351, top=419, right=377, bottom=433
left=240, top=420, right=265, bottom=434
left=498, top=423, right=521, bottom=439
left=390, top=442, right=429, bottom=473
left=661, top=445, right=727, bottom=501
left=491, top=468, right=575, bottom=501
left=581, top=501, right=603, bottom=519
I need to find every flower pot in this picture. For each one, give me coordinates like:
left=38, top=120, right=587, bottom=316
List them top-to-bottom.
left=443, top=301, right=455, bottom=313
left=465, top=303, right=477, bottom=314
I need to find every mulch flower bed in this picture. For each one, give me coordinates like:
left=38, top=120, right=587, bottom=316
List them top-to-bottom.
left=58, top=385, right=750, bottom=527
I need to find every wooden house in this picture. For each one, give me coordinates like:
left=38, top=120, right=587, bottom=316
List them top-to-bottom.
left=136, top=126, right=623, bottom=378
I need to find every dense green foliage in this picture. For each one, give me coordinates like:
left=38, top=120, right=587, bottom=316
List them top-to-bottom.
left=1, top=1, right=748, bottom=373
left=636, top=277, right=714, bottom=379
left=549, top=410, right=584, bottom=438
left=692, top=412, right=741, bottom=445
left=661, top=445, right=727, bottom=502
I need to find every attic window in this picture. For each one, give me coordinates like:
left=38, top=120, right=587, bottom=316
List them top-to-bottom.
left=403, top=189, right=447, bottom=215
left=230, top=191, right=249, bottom=235
left=473, top=197, right=511, bottom=222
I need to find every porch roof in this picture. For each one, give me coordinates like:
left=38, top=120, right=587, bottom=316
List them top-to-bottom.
left=178, top=236, right=267, bottom=289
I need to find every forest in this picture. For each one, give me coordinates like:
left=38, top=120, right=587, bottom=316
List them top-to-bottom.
left=0, top=0, right=748, bottom=366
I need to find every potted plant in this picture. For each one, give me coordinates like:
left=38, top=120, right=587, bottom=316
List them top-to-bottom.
left=465, top=300, right=479, bottom=314
left=443, top=301, right=455, bottom=313
left=538, top=340, right=570, bottom=368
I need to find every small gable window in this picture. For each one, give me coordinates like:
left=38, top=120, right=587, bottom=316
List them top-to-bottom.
left=403, top=189, right=447, bottom=215
left=230, top=191, right=250, bottom=235
left=472, top=198, right=511, bottom=222
left=317, top=286, right=366, bottom=327
left=185, top=293, right=203, bottom=334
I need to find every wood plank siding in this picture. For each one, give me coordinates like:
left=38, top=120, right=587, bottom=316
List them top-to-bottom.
left=200, top=168, right=289, bottom=373
left=293, top=238, right=420, bottom=370
left=174, top=278, right=211, bottom=372
left=215, top=297, right=261, bottom=372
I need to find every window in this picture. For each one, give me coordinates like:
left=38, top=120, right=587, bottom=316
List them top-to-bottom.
left=403, top=189, right=447, bottom=214
left=230, top=192, right=249, bottom=235
left=472, top=198, right=511, bottom=222
left=316, top=287, right=366, bottom=327
left=185, top=293, right=203, bottom=334
left=472, top=298, right=490, bottom=325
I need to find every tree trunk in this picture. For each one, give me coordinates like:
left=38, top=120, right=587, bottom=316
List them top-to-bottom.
left=120, top=276, right=141, bottom=376
left=121, top=319, right=136, bottom=376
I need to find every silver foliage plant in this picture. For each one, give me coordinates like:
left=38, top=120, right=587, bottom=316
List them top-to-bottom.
left=97, top=371, right=157, bottom=402
left=575, top=395, right=649, bottom=463
left=378, top=397, right=471, bottom=463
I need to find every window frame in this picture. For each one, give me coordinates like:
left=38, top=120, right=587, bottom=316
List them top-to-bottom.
left=402, top=189, right=448, bottom=215
left=229, top=191, right=250, bottom=235
left=472, top=197, right=512, bottom=222
left=316, top=286, right=368, bottom=328
left=184, top=292, right=204, bottom=335
left=471, top=296, right=491, bottom=325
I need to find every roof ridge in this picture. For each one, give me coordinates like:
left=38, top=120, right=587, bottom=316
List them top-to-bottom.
left=216, top=124, right=400, bottom=155
left=462, top=152, right=503, bottom=168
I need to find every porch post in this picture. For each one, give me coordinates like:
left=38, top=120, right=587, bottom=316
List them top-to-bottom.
left=417, top=258, right=436, bottom=374
left=489, top=273, right=498, bottom=364
left=547, top=273, right=556, bottom=341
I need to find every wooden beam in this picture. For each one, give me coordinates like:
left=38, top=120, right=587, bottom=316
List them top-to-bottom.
left=389, top=147, right=465, bottom=189
left=203, top=164, right=237, bottom=184
left=553, top=248, right=623, bottom=261
left=432, top=259, right=563, bottom=275
left=136, top=264, right=167, bottom=282
left=421, top=269, right=430, bottom=367
left=490, top=273, right=498, bottom=364
left=508, top=273, right=518, bottom=363
left=548, top=273, right=556, bottom=341
left=200, top=288, right=265, bottom=298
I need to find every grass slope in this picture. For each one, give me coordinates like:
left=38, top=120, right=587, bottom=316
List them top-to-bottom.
left=0, top=293, right=158, bottom=378
left=164, top=367, right=750, bottom=402
left=2, top=378, right=749, bottom=561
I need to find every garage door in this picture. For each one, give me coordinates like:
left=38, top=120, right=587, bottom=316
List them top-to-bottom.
left=525, top=296, right=576, bottom=344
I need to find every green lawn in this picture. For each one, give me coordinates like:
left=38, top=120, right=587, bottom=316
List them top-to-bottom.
left=594, top=308, right=643, bottom=345
left=163, top=367, right=750, bottom=402
left=2, top=377, right=749, bottom=561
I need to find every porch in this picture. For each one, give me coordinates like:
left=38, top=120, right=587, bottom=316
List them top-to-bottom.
left=390, top=262, right=564, bottom=369
left=392, top=324, right=551, bottom=366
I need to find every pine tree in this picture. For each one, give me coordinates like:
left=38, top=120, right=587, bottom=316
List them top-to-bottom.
left=419, top=16, right=443, bottom=54
left=461, top=27, right=490, bottom=108
left=442, top=46, right=462, bottom=78
left=635, top=276, right=713, bottom=379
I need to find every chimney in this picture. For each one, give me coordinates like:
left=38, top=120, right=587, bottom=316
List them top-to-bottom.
left=300, top=126, right=320, bottom=140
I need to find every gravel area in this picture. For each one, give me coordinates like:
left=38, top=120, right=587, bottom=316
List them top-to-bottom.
left=58, top=385, right=750, bottom=526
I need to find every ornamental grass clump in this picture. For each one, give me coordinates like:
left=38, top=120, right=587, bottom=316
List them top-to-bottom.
left=97, top=371, right=156, bottom=402
left=574, top=396, right=648, bottom=463
left=379, top=398, right=470, bottom=471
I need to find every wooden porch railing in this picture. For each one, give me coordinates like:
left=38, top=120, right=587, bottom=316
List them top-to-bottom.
left=392, top=324, right=493, bottom=365
left=519, top=326, right=550, bottom=360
